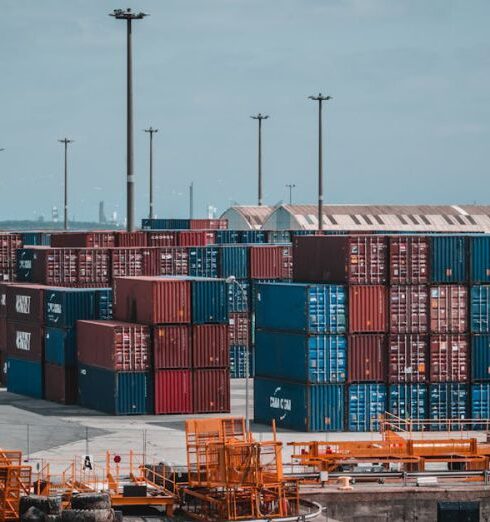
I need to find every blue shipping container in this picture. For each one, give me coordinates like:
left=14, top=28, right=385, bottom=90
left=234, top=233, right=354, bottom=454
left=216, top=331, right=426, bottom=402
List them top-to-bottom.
left=141, top=218, right=189, bottom=230
left=215, top=230, right=240, bottom=244
left=240, top=231, right=266, bottom=244
left=267, top=231, right=292, bottom=244
left=21, top=232, right=51, bottom=246
left=430, top=236, right=467, bottom=283
left=470, top=236, right=490, bottom=283
left=220, top=246, right=249, bottom=279
left=189, top=247, right=219, bottom=278
left=16, top=249, right=35, bottom=282
left=191, top=279, right=228, bottom=324
left=227, top=280, right=250, bottom=313
left=255, top=283, right=347, bottom=334
left=471, top=286, right=490, bottom=333
left=44, top=288, right=98, bottom=328
left=95, top=288, right=113, bottom=320
left=45, top=328, right=77, bottom=367
left=255, top=331, right=347, bottom=384
left=471, top=335, right=490, bottom=381
left=230, top=345, right=253, bottom=378
left=7, top=358, right=43, bottom=398
left=78, top=365, right=153, bottom=415
left=254, top=377, right=344, bottom=432
left=429, top=383, right=468, bottom=430
left=471, top=383, right=490, bottom=429
left=348, top=384, right=387, bottom=432
left=388, top=384, right=427, bottom=427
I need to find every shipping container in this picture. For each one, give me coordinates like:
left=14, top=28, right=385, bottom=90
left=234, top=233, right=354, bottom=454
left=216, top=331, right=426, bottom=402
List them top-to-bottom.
left=142, top=218, right=190, bottom=230
left=189, top=219, right=228, bottom=230
left=215, top=230, right=240, bottom=244
left=51, top=231, right=115, bottom=248
left=115, top=231, right=148, bottom=247
left=147, top=231, right=179, bottom=247
left=179, top=231, right=215, bottom=247
left=240, top=231, right=266, bottom=244
left=267, top=231, right=292, bottom=244
left=20, top=232, right=51, bottom=247
left=0, top=233, right=23, bottom=281
left=293, top=235, right=388, bottom=285
left=389, top=236, right=429, bottom=284
left=430, top=236, right=467, bottom=283
left=470, top=236, right=490, bottom=283
left=220, top=246, right=249, bottom=279
left=249, top=246, right=292, bottom=279
left=17, top=247, right=77, bottom=286
left=150, top=247, right=189, bottom=276
left=188, top=247, right=219, bottom=278
left=15, top=248, right=35, bottom=282
left=78, top=248, right=111, bottom=286
left=110, top=248, right=146, bottom=278
left=113, top=277, right=191, bottom=324
left=191, top=279, right=228, bottom=324
left=227, top=280, right=249, bottom=313
left=0, top=282, right=14, bottom=316
left=255, top=283, right=347, bottom=334
left=6, top=284, right=45, bottom=324
left=389, top=285, right=428, bottom=334
left=471, top=285, right=490, bottom=333
left=349, top=286, right=387, bottom=334
left=430, top=286, right=468, bottom=334
left=44, top=288, right=98, bottom=328
left=95, top=288, right=113, bottom=320
left=229, top=313, right=250, bottom=346
left=0, top=319, right=6, bottom=351
left=77, top=320, right=150, bottom=371
left=6, top=321, right=43, bottom=361
left=192, top=324, right=229, bottom=368
left=153, top=325, right=190, bottom=369
left=45, top=327, right=77, bottom=366
left=255, top=330, right=346, bottom=383
left=471, top=334, right=490, bottom=381
left=348, top=335, right=386, bottom=383
left=388, top=335, right=428, bottom=383
left=430, top=335, right=469, bottom=382
left=230, top=346, right=252, bottom=378
left=0, top=349, right=6, bottom=386
left=6, top=357, right=43, bottom=398
left=44, top=363, right=77, bottom=404
left=78, top=365, right=152, bottom=415
left=154, top=369, right=193, bottom=414
left=193, top=369, right=230, bottom=413
left=254, top=377, right=344, bottom=431
left=348, top=383, right=387, bottom=432
left=429, top=383, right=468, bottom=430
left=471, top=383, right=490, bottom=429
left=388, top=384, right=427, bottom=425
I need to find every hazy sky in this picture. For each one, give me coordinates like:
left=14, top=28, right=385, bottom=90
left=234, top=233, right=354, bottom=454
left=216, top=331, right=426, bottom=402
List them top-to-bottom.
left=1, top=0, right=489, bottom=222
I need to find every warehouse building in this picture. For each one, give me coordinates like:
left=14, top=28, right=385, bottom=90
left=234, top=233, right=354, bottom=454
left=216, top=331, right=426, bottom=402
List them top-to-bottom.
left=219, top=205, right=274, bottom=230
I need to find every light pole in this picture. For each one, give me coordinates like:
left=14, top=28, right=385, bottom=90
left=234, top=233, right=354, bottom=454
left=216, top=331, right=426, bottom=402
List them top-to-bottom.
left=110, top=8, right=148, bottom=232
left=308, top=93, right=332, bottom=231
left=250, top=113, right=269, bottom=206
left=144, top=126, right=158, bottom=220
left=58, top=138, right=74, bottom=230
left=189, top=182, right=194, bottom=219
left=285, top=184, right=296, bottom=205
left=226, top=276, right=250, bottom=432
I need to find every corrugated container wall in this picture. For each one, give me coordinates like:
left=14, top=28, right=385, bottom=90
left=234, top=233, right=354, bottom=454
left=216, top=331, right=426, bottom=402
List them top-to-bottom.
left=142, top=218, right=189, bottom=230
left=189, top=219, right=228, bottom=230
left=215, top=230, right=240, bottom=244
left=51, top=231, right=115, bottom=248
left=115, top=231, right=148, bottom=247
left=179, top=231, right=215, bottom=247
left=240, top=231, right=266, bottom=244
left=267, top=231, right=292, bottom=244
left=147, top=232, right=179, bottom=247
left=389, top=236, right=429, bottom=285
left=430, top=236, right=467, bottom=283
left=470, top=236, right=490, bottom=283
left=220, top=246, right=249, bottom=279
left=249, top=246, right=292, bottom=280
left=152, top=247, right=189, bottom=276
left=188, top=247, right=219, bottom=278
left=78, top=248, right=111, bottom=286
left=110, top=248, right=146, bottom=278
left=191, top=279, right=228, bottom=324
left=227, top=281, right=250, bottom=313
left=6, top=285, right=44, bottom=324
left=389, top=285, right=428, bottom=334
left=349, top=286, right=387, bottom=333
left=430, top=286, right=468, bottom=334
left=471, top=286, right=490, bottom=333
left=44, top=288, right=98, bottom=328
left=94, top=288, right=113, bottom=320
left=229, top=313, right=250, bottom=346
left=7, top=321, right=43, bottom=361
left=191, top=324, right=229, bottom=368
left=153, top=326, right=190, bottom=369
left=45, top=328, right=77, bottom=366
left=348, top=335, right=386, bottom=383
left=388, top=335, right=428, bottom=383
left=430, top=335, right=469, bottom=382
left=471, top=335, right=490, bottom=381
left=230, top=346, right=251, bottom=378
left=7, top=357, right=43, bottom=398
left=44, top=363, right=77, bottom=404
left=192, top=369, right=230, bottom=413
left=154, top=370, right=193, bottom=414
left=348, top=383, right=387, bottom=432
left=429, top=383, right=468, bottom=430
left=471, top=383, right=490, bottom=428
left=388, top=384, right=428, bottom=424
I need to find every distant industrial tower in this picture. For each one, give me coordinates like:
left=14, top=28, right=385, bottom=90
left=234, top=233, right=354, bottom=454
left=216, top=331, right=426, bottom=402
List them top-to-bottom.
left=99, top=201, right=107, bottom=224
left=52, top=206, right=59, bottom=223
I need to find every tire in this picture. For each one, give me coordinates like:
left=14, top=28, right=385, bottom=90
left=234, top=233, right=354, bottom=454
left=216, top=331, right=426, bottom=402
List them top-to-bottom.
left=70, top=494, right=111, bottom=510
left=20, top=496, right=62, bottom=516
left=21, top=506, right=46, bottom=521
left=61, top=509, right=116, bottom=522
left=45, top=516, right=62, bottom=522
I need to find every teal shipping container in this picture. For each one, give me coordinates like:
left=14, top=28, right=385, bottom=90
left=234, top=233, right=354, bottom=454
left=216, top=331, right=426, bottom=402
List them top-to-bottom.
left=215, top=230, right=240, bottom=244
left=240, top=231, right=266, bottom=244
left=430, top=236, right=467, bottom=283
left=470, top=236, right=490, bottom=283
left=220, top=246, right=249, bottom=279
left=189, top=247, right=219, bottom=278
left=191, top=279, right=228, bottom=324
left=227, top=280, right=249, bottom=313
left=255, top=283, right=347, bottom=334
left=471, top=286, right=490, bottom=333
left=45, top=288, right=98, bottom=328
left=95, top=288, right=113, bottom=320
left=44, top=328, right=77, bottom=367
left=255, top=330, right=346, bottom=383
left=471, top=335, right=490, bottom=381
left=6, top=357, right=43, bottom=398
left=254, top=377, right=344, bottom=431
left=348, top=383, right=387, bottom=432
left=429, top=383, right=468, bottom=430
left=471, top=383, right=490, bottom=429
left=388, top=384, right=427, bottom=427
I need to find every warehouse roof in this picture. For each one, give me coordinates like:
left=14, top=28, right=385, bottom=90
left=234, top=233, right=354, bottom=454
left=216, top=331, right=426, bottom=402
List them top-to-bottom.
left=220, top=205, right=274, bottom=230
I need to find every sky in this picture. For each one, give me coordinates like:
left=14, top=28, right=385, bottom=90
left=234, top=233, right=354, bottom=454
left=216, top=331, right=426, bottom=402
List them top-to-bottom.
left=1, top=0, right=490, bottom=222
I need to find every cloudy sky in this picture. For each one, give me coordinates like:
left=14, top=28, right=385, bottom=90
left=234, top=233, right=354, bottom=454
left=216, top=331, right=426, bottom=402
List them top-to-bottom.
left=1, top=0, right=489, bottom=222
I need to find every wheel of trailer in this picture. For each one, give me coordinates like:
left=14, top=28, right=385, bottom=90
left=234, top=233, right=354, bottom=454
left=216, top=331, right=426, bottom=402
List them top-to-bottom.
left=70, top=493, right=111, bottom=510
left=20, top=496, right=62, bottom=516
left=21, top=506, right=46, bottom=521
left=61, top=509, right=115, bottom=522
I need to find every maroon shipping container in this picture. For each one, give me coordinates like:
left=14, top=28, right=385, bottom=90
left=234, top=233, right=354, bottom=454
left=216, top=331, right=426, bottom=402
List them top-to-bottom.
left=189, top=219, right=228, bottom=230
left=51, top=231, right=116, bottom=248
left=115, top=231, right=148, bottom=247
left=147, top=231, right=179, bottom=247
left=178, top=231, right=215, bottom=247
left=0, top=233, right=22, bottom=281
left=293, top=235, right=388, bottom=284
left=389, top=236, right=429, bottom=285
left=249, top=246, right=292, bottom=280
left=29, top=247, right=78, bottom=286
left=150, top=247, right=189, bottom=276
left=111, top=248, right=145, bottom=278
left=78, top=249, right=110, bottom=286
left=113, top=277, right=191, bottom=324
left=0, top=282, right=16, bottom=317
left=6, top=284, right=45, bottom=324
left=389, top=285, right=428, bottom=334
left=430, top=285, right=468, bottom=334
left=349, top=286, right=387, bottom=333
left=229, top=313, right=250, bottom=346
left=0, top=318, right=6, bottom=351
left=77, top=320, right=150, bottom=371
left=6, top=321, right=43, bottom=361
left=192, top=324, right=229, bottom=368
left=153, top=325, right=191, bottom=369
left=388, top=334, right=428, bottom=384
left=430, top=334, right=469, bottom=382
left=348, top=335, right=386, bottom=383
left=0, top=349, right=5, bottom=386
left=44, top=363, right=77, bottom=404
left=154, top=369, right=193, bottom=414
left=192, top=369, right=230, bottom=413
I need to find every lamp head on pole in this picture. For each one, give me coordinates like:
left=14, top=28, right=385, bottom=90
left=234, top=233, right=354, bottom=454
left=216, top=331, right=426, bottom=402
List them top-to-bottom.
left=110, top=8, right=148, bottom=20
left=250, top=113, right=269, bottom=121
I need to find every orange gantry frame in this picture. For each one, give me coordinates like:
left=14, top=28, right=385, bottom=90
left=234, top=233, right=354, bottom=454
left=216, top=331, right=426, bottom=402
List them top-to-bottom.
left=0, top=450, right=31, bottom=522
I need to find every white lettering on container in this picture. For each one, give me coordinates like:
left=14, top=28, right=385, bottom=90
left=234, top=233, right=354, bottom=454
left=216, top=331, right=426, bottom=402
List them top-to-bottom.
left=19, top=260, right=32, bottom=269
left=15, top=295, right=31, bottom=315
left=47, top=302, right=62, bottom=315
left=16, top=331, right=31, bottom=351
left=270, top=396, right=291, bottom=411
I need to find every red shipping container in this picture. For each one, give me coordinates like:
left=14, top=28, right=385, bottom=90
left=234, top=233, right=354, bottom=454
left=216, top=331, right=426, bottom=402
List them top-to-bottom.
left=189, top=219, right=228, bottom=230
left=51, top=231, right=116, bottom=248
left=115, top=231, right=148, bottom=247
left=148, top=231, right=179, bottom=247
left=178, top=231, right=216, bottom=247
left=0, top=233, right=22, bottom=281
left=293, top=235, right=388, bottom=284
left=389, top=236, right=429, bottom=285
left=249, top=246, right=292, bottom=279
left=29, top=247, right=78, bottom=286
left=150, top=247, right=189, bottom=276
left=110, top=248, right=145, bottom=278
left=78, top=249, right=110, bottom=286
left=113, top=277, right=191, bottom=324
left=0, top=282, right=17, bottom=317
left=6, top=284, right=45, bottom=324
left=349, top=285, right=387, bottom=333
left=389, top=285, right=428, bottom=334
left=430, top=285, right=468, bottom=334
left=229, top=313, right=250, bottom=346
left=0, top=318, right=6, bottom=351
left=77, top=320, right=150, bottom=371
left=6, top=321, right=43, bottom=361
left=192, top=324, right=229, bottom=368
left=153, top=325, right=191, bottom=369
left=388, top=334, right=427, bottom=384
left=430, top=334, right=469, bottom=382
left=348, top=335, right=386, bottom=382
left=0, top=349, right=5, bottom=386
left=44, top=363, right=77, bottom=404
left=154, top=369, right=193, bottom=414
left=193, top=369, right=230, bottom=413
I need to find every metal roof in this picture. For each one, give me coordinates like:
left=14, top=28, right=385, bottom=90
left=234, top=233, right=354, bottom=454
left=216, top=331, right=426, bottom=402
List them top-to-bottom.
left=221, top=205, right=274, bottom=229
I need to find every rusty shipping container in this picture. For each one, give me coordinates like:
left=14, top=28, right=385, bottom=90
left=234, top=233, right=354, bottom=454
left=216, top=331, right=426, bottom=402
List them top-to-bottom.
left=189, top=219, right=228, bottom=230
left=51, top=231, right=116, bottom=248
left=115, top=231, right=148, bottom=247
left=147, top=231, right=179, bottom=247
left=178, top=231, right=215, bottom=247
left=0, top=233, right=22, bottom=281
left=293, top=235, right=388, bottom=284
left=389, top=236, right=429, bottom=285
left=249, top=246, right=292, bottom=280
left=20, top=247, right=78, bottom=286
left=149, top=247, right=189, bottom=276
left=78, top=248, right=111, bottom=286
left=110, top=248, right=146, bottom=278
left=113, top=277, right=191, bottom=324
left=0, top=282, right=14, bottom=316
left=6, top=284, right=45, bottom=324
left=389, top=285, right=428, bottom=334
left=430, top=285, right=468, bottom=334
left=349, top=286, right=387, bottom=333
left=229, top=312, right=250, bottom=346
left=0, top=318, right=6, bottom=351
left=77, top=320, right=150, bottom=371
left=6, top=321, right=43, bottom=361
left=192, top=324, right=229, bottom=368
left=153, top=325, right=191, bottom=369
left=348, top=334, right=386, bottom=383
left=388, top=334, right=428, bottom=384
left=430, top=334, right=469, bottom=382
left=0, top=349, right=5, bottom=386
left=44, top=363, right=77, bottom=404
left=193, top=368, right=230, bottom=413
left=154, top=369, right=193, bottom=414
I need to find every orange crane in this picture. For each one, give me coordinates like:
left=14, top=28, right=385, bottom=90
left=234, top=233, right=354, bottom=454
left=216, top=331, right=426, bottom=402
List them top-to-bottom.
left=0, top=450, right=32, bottom=522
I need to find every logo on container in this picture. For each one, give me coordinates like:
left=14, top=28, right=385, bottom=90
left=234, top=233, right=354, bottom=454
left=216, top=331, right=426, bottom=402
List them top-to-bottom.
left=19, top=260, right=32, bottom=269
left=15, top=295, right=31, bottom=315
left=47, top=302, right=62, bottom=316
left=16, top=331, right=31, bottom=351
left=270, top=387, right=291, bottom=421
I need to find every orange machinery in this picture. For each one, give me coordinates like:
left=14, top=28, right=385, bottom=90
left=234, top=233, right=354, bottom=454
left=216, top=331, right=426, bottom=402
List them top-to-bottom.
left=0, top=450, right=31, bottom=522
